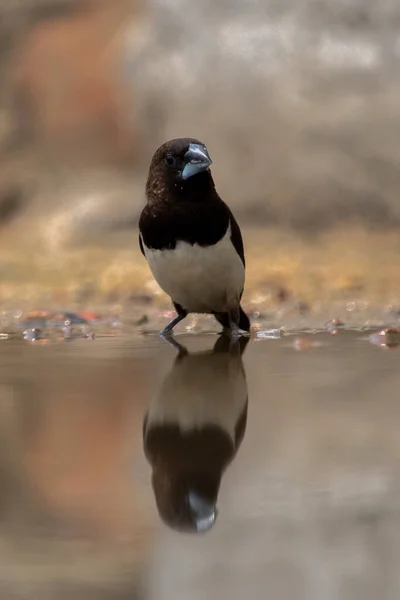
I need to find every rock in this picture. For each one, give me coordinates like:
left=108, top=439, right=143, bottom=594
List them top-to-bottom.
left=326, top=319, right=345, bottom=334
left=23, top=327, right=42, bottom=341
left=369, top=328, right=400, bottom=349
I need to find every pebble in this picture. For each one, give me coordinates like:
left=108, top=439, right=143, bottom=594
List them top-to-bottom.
left=326, top=319, right=345, bottom=334
left=23, top=328, right=42, bottom=342
left=256, top=328, right=283, bottom=340
left=369, top=328, right=400, bottom=349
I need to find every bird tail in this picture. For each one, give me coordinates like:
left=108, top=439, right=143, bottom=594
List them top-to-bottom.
left=238, top=306, right=251, bottom=332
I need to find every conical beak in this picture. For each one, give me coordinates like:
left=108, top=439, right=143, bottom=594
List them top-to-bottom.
left=181, top=143, right=212, bottom=180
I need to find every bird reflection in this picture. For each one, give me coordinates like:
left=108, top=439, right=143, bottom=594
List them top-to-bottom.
left=142, top=335, right=249, bottom=534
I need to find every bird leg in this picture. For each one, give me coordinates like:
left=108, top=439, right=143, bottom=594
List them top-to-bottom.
left=160, top=302, right=187, bottom=337
left=228, top=307, right=241, bottom=340
left=160, top=313, right=186, bottom=337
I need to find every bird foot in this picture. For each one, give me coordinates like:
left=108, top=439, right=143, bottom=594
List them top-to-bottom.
left=159, top=313, right=186, bottom=337
left=221, top=324, right=248, bottom=340
left=159, top=326, right=174, bottom=338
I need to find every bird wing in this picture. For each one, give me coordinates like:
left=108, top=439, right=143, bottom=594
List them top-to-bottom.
left=229, top=212, right=246, bottom=268
left=139, top=232, right=145, bottom=257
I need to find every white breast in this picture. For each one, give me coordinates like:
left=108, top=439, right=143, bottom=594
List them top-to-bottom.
left=142, top=223, right=245, bottom=314
left=146, top=352, right=248, bottom=441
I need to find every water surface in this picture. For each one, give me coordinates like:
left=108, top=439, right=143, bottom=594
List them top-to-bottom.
left=0, top=330, right=399, bottom=598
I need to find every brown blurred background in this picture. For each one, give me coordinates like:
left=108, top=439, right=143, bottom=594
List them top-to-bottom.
left=1, top=0, right=400, bottom=309
left=0, top=5, right=400, bottom=594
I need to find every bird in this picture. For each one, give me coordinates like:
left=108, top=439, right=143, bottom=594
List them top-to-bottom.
left=138, top=137, right=250, bottom=337
left=142, top=334, right=249, bottom=533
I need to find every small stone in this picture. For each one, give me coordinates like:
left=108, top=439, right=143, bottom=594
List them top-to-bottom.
left=326, top=319, right=345, bottom=334
left=62, top=325, right=72, bottom=338
left=23, top=328, right=42, bottom=342
left=256, top=328, right=283, bottom=340
left=369, top=328, right=400, bottom=349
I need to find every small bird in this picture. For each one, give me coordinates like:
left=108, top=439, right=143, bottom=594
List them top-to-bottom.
left=139, top=137, right=250, bottom=337
left=143, top=335, right=249, bottom=533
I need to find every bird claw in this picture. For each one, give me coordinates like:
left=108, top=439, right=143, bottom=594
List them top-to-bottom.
left=159, top=313, right=186, bottom=337
left=221, top=324, right=247, bottom=341
left=230, top=326, right=242, bottom=342
left=159, top=327, right=173, bottom=338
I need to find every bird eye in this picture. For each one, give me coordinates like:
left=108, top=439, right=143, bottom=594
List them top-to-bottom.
left=165, top=154, right=176, bottom=167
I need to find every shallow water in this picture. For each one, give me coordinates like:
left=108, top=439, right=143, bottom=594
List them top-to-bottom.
left=0, top=330, right=400, bottom=598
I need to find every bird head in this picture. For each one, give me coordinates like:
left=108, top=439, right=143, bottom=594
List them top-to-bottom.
left=146, top=137, right=214, bottom=199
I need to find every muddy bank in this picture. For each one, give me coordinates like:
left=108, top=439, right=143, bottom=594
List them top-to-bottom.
left=1, top=226, right=400, bottom=337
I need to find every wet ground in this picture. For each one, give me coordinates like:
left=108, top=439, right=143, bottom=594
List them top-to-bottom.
left=2, top=227, right=400, bottom=312
left=0, top=327, right=400, bottom=598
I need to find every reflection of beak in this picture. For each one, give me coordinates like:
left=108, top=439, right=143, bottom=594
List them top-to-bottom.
left=181, top=143, right=213, bottom=180
left=188, top=490, right=217, bottom=532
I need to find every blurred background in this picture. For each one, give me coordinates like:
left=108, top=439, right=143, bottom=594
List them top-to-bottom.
left=1, top=0, right=400, bottom=312
left=1, top=3, right=400, bottom=598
